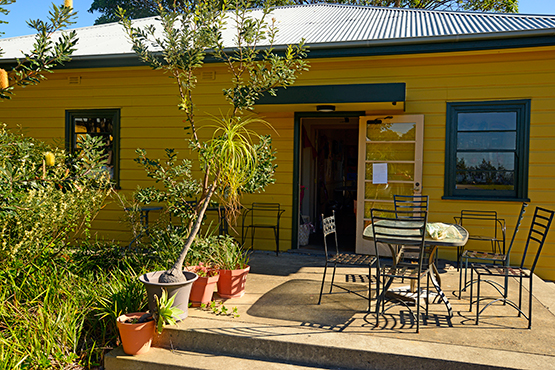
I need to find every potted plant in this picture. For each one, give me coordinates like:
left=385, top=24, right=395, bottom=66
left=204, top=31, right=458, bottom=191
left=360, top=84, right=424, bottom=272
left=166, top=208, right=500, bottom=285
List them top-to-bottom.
left=118, top=1, right=308, bottom=307
left=211, top=235, right=250, bottom=299
left=186, top=262, right=220, bottom=307
left=116, top=288, right=183, bottom=355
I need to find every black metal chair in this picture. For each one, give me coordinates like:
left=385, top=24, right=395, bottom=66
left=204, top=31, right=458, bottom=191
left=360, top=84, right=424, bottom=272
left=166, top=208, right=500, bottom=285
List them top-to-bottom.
left=393, top=195, right=429, bottom=261
left=394, top=195, right=429, bottom=217
left=241, top=203, right=285, bottom=256
left=458, top=203, right=528, bottom=299
left=470, top=206, right=554, bottom=328
left=371, top=208, right=428, bottom=333
left=454, top=209, right=506, bottom=270
left=318, top=210, right=376, bottom=311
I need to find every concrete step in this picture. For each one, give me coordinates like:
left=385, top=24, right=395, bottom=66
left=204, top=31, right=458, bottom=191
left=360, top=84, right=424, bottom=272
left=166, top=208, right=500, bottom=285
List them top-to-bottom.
left=104, top=316, right=552, bottom=370
left=104, top=347, right=322, bottom=370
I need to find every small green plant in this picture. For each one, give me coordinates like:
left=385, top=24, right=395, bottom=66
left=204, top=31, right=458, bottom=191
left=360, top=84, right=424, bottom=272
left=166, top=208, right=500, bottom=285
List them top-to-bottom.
left=210, top=235, right=249, bottom=270
left=153, top=288, right=184, bottom=334
left=200, top=301, right=240, bottom=318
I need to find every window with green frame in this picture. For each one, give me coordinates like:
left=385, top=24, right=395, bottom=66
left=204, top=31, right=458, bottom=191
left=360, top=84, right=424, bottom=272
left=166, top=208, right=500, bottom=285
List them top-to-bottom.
left=444, top=100, right=530, bottom=201
left=66, top=109, right=120, bottom=187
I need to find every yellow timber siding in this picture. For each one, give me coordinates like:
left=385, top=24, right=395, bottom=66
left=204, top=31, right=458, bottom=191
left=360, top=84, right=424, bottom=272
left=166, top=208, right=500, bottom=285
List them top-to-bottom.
left=3, top=45, right=555, bottom=279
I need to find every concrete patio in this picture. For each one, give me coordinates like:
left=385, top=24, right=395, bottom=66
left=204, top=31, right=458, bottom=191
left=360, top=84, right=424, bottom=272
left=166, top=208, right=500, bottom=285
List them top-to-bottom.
left=106, top=250, right=555, bottom=369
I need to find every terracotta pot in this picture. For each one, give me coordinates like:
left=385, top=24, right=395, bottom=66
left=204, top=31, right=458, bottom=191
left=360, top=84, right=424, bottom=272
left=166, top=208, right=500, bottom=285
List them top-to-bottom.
left=186, top=266, right=220, bottom=307
left=217, top=266, right=250, bottom=299
left=139, top=271, right=198, bottom=320
left=116, top=312, right=155, bottom=355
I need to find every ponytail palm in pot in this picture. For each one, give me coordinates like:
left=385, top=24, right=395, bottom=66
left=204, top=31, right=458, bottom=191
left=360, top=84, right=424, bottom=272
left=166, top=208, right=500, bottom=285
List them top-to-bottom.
left=119, top=0, right=309, bottom=307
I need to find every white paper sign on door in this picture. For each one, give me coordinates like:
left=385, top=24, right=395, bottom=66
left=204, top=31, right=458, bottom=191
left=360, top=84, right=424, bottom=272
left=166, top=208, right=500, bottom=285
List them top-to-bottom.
left=372, top=163, right=388, bottom=184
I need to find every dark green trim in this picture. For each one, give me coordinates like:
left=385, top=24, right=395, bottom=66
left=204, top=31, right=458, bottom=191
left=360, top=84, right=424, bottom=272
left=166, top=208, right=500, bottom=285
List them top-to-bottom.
left=4, top=35, right=555, bottom=70
left=304, top=35, right=555, bottom=60
left=257, top=83, right=405, bottom=105
left=444, top=99, right=530, bottom=201
left=65, top=109, right=121, bottom=189
left=292, top=110, right=365, bottom=250
left=441, top=196, right=531, bottom=202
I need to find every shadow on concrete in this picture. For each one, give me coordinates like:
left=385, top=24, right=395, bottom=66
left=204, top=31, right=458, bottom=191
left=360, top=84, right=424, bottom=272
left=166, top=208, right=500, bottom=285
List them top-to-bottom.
left=247, top=279, right=367, bottom=328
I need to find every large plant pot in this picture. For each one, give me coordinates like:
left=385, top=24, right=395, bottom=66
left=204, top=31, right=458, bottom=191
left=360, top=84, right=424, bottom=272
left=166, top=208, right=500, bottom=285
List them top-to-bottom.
left=186, top=266, right=220, bottom=307
left=217, top=266, right=250, bottom=299
left=139, top=271, right=198, bottom=320
left=116, top=312, right=155, bottom=355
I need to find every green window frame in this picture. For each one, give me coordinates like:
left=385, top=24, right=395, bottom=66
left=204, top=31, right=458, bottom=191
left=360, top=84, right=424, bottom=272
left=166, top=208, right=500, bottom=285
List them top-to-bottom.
left=443, top=100, right=530, bottom=201
left=65, top=109, right=121, bottom=188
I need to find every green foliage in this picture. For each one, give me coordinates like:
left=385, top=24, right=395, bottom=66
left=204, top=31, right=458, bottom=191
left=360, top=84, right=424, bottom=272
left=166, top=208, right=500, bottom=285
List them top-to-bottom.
left=0, top=0, right=16, bottom=37
left=89, top=0, right=518, bottom=27
left=119, top=0, right=308, bottom=279
left=333, top=0, right=518, bottom=12
left=0, top=2, right=78, bottom=100
left=212, top=2, right=309, bottom=113
left=0, top=125, right=113, bottom=265
left=133, top=147, right=201, bottom=223
left=207, top=234, right=249, bottom=270
left=0, top=238, right=171, bottom=369
left=153, top=288, right=184, bottom=334
left=200, top=301, right=240, bottom=317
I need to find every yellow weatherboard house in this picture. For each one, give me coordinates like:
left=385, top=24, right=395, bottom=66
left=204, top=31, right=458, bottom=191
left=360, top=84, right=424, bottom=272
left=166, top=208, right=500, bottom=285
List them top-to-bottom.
left=2, top=4, right=555, bottom=279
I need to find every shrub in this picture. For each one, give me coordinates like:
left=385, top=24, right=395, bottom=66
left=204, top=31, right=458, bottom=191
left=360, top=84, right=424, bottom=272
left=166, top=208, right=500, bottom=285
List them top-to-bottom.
left=0, top=125, right=112, bottom=266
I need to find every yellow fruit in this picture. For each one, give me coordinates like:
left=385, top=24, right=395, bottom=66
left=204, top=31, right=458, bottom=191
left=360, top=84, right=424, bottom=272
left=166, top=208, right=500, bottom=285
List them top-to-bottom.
left=0, top=69, right=8, bottom=90
left=45, top=152, right=55, bottom=167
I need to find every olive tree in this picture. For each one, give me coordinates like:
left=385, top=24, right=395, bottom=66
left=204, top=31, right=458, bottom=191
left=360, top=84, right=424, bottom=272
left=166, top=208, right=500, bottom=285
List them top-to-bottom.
left=119, top=0, right=309, bottom=283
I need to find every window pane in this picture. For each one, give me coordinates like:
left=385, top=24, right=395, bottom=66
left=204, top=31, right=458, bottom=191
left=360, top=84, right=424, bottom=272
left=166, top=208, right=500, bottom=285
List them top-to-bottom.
left=458, top=112, right=517, bottom=131
left=367, top=122, right=416, bottom=141
left=457, top=131, right=516, bottom=150
left=366, top=143, right=415, bottom=161
left=456, top=152, right=514, bottom=171
left=455, top=170, right=514, bottom=190
left=365, top=182, right=414, bottom=200
left=364, top=201, right=395, bottom=219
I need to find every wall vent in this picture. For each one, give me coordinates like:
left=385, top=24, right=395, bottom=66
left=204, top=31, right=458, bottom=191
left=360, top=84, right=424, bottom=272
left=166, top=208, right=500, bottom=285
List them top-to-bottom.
left=201, top=71, right=216, bottom=80
left=68, top=76, right=81, bottom=85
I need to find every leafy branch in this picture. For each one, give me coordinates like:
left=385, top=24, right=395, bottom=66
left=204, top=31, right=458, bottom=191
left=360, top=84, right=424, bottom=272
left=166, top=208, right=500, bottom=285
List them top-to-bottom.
left=0, top=3, right=78, bottom=100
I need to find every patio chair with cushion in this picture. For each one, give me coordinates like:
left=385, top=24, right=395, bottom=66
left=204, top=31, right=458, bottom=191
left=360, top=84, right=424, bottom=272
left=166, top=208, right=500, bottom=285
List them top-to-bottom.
left=458, top=202, right=527, bottom=299
left=470, top=206, right=554, bottom=329
left=371, top=208, right=429, bottom=333
left=318, top=210, right=376, bottom=311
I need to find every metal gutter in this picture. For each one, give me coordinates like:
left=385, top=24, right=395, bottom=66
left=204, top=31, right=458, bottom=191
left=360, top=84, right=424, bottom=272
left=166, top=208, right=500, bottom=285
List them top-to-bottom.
left=2, top=28, right=555, bottom=68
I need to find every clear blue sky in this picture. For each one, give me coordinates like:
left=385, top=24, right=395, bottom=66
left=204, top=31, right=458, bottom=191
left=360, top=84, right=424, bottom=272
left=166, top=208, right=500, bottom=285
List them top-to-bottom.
left=1, top=0, right=555, bottom=39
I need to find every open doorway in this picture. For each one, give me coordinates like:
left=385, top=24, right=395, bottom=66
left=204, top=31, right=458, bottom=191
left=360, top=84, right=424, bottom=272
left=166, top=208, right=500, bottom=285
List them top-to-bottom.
left=299, top=116, right=359, bottom=252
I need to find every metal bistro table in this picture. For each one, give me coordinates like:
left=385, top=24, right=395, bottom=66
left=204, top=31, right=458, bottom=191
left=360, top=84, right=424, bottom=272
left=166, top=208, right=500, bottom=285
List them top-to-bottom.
left=363, top=221, right=468, bottom=317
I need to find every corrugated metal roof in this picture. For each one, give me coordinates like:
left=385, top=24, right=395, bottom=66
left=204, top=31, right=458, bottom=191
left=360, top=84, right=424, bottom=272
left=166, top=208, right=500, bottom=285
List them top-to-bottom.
left=2, top=3, right=555, bottom=59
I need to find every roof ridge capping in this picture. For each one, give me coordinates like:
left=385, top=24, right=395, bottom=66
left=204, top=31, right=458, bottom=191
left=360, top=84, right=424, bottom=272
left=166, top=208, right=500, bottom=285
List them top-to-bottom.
left=272, top=3, right=555, bottom=18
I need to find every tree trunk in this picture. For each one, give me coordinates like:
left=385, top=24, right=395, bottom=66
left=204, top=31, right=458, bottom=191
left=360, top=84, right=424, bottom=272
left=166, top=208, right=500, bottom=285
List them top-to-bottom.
left=158, top=182, right=217, bottom=283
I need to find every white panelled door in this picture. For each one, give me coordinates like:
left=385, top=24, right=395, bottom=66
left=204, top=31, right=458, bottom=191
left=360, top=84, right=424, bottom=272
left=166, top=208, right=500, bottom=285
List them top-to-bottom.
left=356, top=115, right=424, bottom=255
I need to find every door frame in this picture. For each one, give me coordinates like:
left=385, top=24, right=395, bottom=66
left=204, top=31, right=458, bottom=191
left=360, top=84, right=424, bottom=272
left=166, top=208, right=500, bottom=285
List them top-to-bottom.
left=292, top=111, right=366, bottom=249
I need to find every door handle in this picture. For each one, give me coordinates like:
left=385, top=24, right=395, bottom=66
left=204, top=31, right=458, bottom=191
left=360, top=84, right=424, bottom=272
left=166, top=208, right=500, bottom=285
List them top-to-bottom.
left=414, top=182, right=421, bottom=192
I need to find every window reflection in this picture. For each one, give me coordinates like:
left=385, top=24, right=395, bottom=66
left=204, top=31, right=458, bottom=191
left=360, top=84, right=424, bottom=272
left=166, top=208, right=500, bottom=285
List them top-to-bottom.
left=458, top=112, right=517, bottom=131
left=74, top=117, right=115, bottom=180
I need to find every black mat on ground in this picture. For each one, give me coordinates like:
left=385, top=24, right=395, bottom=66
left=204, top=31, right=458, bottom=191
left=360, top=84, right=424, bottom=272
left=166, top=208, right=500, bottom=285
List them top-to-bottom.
left=247, top=279, right=367, bottom=327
